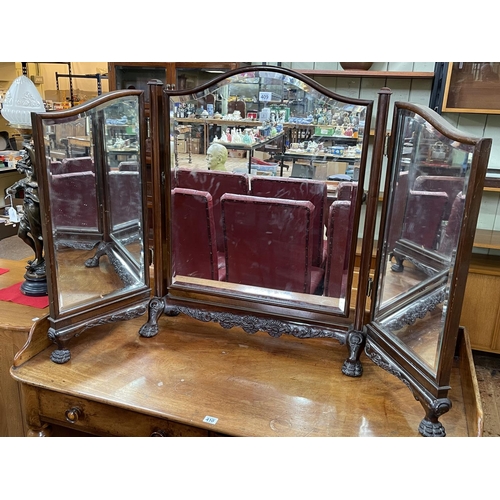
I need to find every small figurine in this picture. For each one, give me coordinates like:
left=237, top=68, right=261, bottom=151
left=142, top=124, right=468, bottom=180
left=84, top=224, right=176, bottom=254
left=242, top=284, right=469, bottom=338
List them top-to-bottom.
left=6, top=145, right=47, bottom=295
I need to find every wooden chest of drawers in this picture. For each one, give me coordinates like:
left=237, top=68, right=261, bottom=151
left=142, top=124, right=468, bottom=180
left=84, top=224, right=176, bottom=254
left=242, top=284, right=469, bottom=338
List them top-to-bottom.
left=11, top=310, right=481, bottom=437
left=25, top=385, right=211, bottom=437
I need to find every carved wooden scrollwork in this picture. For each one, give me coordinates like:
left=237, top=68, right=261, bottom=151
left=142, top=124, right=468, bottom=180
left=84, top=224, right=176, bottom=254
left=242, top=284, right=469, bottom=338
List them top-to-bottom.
left=383, top=287, right=447, bottom=332
left=138, top=297, right=348, bottom=344
left=365, top=340, right=413, bottom=392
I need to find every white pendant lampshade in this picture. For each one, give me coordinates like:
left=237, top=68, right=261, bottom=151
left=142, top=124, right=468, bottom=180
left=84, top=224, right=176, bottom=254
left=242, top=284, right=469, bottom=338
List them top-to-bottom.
left=1, top=74, right=45, bottom=128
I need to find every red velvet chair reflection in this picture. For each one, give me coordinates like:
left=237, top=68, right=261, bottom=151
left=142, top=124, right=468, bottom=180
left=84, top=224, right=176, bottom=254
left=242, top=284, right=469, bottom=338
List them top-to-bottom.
left=60, top=156, right=95, bottom=174
left=49, top=160, right=64, bottom=174
left=175, top=169, right=249, bottom=267
left=49, top=171, right=99, bottom=231
left=108, top=171, right=141, bottom=229
left=413, top=175, right=464, bottom=220
left=250, top=177, right=327, bottom=267
left=324, top=180, right=359, bottom=272
left=172, top=187, right=225, bottom=281
left=391, top=189, right=449, bottom=273
left=401, top=190, right=449, bottom=250
left=221, top=193, right=324, bottom=294
left=323, top=200, right=352, bottom=299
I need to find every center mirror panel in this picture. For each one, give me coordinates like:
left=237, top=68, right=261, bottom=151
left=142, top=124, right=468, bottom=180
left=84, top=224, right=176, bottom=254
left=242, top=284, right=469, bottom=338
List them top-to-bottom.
left=167, top=68, right=372, bottom=316
left=373, top=105, right=474, bottom=374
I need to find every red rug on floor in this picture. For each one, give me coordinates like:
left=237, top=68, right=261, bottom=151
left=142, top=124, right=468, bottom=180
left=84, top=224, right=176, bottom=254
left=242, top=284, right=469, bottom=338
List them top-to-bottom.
left=0, top=268, right=9, bottom=275
left=0, top=282, right=49, bottom=308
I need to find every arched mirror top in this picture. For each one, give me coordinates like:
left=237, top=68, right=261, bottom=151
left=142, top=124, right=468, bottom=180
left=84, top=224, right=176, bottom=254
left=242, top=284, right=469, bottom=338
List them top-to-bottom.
left=155, top=65, right=379, bottom=321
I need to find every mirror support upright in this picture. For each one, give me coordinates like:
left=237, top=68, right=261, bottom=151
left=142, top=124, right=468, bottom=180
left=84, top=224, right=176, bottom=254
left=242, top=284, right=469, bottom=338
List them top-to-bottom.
left=342, top=87, right=392, bottom=377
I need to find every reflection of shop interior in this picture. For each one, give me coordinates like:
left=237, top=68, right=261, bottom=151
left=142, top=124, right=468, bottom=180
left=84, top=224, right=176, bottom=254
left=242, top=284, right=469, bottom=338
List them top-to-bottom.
left=175, top=123, right=358, bottom=180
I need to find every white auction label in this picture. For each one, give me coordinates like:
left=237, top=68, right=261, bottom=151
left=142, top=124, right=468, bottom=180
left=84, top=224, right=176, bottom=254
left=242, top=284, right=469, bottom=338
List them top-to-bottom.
left=259, top=91, right=272, bottom=102
left=203, top=415, right=218, bottom=425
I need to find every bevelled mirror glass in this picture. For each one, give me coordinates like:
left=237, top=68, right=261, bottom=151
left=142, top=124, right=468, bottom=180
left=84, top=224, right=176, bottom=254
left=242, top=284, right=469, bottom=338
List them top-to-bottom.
left=166, top=68, right=373, bottom=316
left=32, top=90, right=151, bottom=363
left=365, top=101, right=491, bottom=436
left=373, top=104, right=479, bottom=373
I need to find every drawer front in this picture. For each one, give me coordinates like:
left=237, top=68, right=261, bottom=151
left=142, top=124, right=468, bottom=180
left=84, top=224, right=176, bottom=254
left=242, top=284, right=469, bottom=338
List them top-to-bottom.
left=37, top=388, right=209, bottom=437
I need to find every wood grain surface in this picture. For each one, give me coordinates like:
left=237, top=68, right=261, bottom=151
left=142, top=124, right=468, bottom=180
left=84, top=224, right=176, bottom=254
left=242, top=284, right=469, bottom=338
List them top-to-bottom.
left=0, top=258, right=49, bottom=436
left=11, top=309, right=476, bottom=437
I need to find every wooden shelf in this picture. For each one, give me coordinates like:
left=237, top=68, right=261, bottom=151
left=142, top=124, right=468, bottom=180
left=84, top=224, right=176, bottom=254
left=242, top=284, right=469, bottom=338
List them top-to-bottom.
left=296, top=70, right=435, bottom=79
left=483, top=177, right=500, bottom=189
left=474, top=228, right=500, bottom=250
left=469, top=253, right=500, bottom=275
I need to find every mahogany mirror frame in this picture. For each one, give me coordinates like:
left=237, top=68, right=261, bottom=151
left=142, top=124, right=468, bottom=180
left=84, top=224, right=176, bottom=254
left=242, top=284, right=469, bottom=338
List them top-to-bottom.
left=140, top=65, right=392, bottom=377
left=31, top=89, right=151, bottom=364
left=365, top=101, right=492, bottom=436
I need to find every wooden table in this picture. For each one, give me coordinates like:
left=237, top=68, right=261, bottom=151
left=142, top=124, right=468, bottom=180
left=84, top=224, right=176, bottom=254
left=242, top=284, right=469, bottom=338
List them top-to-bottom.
left=176, top=118, right=265, bottom=155
left=219, top=132, right=285, bottom=173
left=275, top=150, right=360, bottom=178
left=0, top=258, right=49, bottom=436
left=10, top=307, right=482, bottom=437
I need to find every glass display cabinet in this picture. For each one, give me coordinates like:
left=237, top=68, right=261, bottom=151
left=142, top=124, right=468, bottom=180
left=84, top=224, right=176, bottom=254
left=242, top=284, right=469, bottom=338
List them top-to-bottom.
left=108, top=63, right=242, bottom=100
left=31, top=90, right=151, bottom=364
left=366, top=102, right=491, bottom=436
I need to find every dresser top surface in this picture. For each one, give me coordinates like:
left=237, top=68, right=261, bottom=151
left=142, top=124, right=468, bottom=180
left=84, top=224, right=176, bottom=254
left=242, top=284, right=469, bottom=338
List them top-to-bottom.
left=10, top=309, right=473, bottom=437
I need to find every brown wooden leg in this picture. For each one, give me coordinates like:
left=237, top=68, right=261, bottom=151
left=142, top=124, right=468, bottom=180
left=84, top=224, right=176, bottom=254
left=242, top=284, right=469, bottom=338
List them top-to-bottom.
left=139, top=296, right=169, bottom=338
left=48, top=327, right=71, bottom=364
left=342, top=329, right=364, bottom=377
left=365, top=339, right=452, bottom=437
left=21, top=384, right=52, bottom=436
left=417, top=397, right=451, bottom=438
left=27, top=424, right=53, bottom=437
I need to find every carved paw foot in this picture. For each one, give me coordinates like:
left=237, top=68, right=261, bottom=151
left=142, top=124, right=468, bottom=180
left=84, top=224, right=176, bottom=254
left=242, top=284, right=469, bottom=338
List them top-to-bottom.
left=85, top=242, right=109, bottom=268
left=390, top=255, right=404, bottom=273
left=84, top=256, right=100, bottom=268
left=138, top=297, right=168, bottom=338
left=139, top=322, right=159, bottom=338
left=343, top=329, right=364, bottom=377
left=51, top=348, right=71, bottom=364
left=342, top=359, right=363, bottom=377
left=418, top=418, right=446, bottom=437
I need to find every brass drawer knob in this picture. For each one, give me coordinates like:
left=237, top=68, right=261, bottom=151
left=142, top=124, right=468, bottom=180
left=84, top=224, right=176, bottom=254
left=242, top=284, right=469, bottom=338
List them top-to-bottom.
left=65, top=407, right=82, bottom=423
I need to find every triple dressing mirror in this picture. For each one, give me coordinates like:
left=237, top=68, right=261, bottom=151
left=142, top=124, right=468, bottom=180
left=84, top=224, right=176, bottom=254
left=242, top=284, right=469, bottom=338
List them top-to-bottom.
left=30, top=66, right=491, bottom=437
